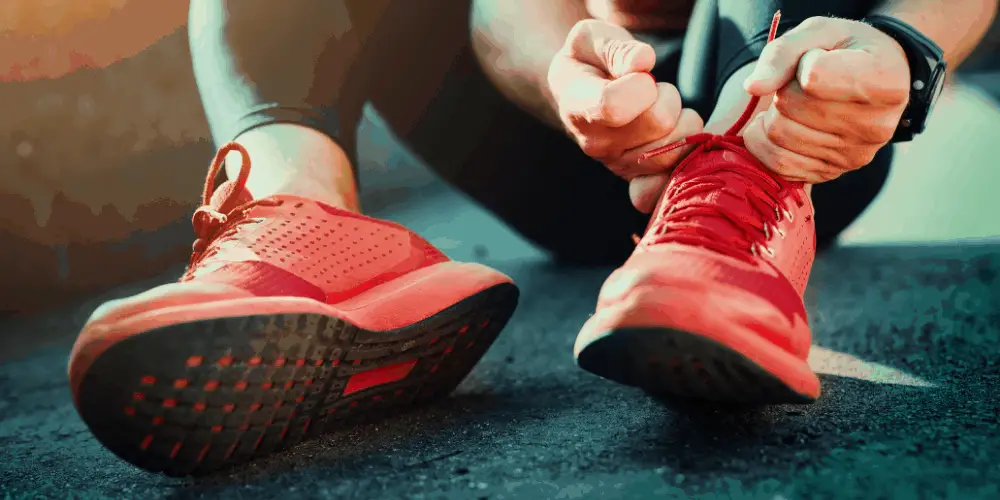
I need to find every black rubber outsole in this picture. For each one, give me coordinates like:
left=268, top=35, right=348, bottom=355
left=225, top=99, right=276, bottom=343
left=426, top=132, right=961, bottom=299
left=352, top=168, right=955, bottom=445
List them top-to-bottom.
left=76, top=283, right=519, bottom=476
left=576, top=327, right=816, bottom=405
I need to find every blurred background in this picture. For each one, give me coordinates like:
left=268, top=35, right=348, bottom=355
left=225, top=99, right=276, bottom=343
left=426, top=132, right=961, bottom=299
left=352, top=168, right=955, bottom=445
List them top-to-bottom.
left=1, top=0, right=999, bottom=314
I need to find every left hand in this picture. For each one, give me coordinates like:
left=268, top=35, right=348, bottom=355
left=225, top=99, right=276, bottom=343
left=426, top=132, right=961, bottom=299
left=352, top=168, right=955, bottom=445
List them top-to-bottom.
left=742, top=16, right=912, bottom=184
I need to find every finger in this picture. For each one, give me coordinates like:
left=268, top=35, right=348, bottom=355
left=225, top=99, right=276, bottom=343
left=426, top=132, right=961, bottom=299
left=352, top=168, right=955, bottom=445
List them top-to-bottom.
left=744, top=16, right=851, bottom=96
left=566, top=19, right=657, bottom=77
left=796, top=47, right=910, bottom=105
left=548, top=57, right=658, bottom=127
left=773, top=80, right=899, bottom=145
left=605, top=82, right=683, bottom=152
left=759, top=106, right=860, bottom=169
left=761, top=106, right=880, bottom=170
left=608, top=108, right=705, bottom=177
left=743, top=114, right=843, bottom=183
left=630, top=174, right=671, bottom=214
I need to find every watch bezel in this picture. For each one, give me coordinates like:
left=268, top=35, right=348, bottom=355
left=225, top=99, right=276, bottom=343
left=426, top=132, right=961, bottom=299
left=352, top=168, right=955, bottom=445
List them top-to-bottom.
left=909, top=58, right=947, bottom=136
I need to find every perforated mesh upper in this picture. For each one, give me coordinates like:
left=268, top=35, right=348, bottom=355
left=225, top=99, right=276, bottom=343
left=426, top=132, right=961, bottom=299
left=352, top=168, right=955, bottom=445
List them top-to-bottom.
left=186, top=196, right=447, bottom=301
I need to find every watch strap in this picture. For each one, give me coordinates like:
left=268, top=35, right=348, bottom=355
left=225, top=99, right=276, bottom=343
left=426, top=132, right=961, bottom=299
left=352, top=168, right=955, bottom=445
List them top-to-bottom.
left=863, top=15, right=947, bottom=142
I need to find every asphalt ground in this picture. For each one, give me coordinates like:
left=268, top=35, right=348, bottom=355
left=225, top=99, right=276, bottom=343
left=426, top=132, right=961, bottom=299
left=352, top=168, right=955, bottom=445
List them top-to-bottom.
left=2, top=144, right=998, bottom=500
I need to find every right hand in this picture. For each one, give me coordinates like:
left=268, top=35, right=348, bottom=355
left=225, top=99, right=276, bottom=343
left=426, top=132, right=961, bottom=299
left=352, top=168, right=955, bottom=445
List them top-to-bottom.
left=547, top=19, right=704, bottom=213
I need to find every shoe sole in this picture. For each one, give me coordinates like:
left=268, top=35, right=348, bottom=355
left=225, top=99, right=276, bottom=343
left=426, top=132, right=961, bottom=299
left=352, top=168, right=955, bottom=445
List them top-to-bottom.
left=75, top=283, right=518, bottom=476
left=576, top=327, right=817, bottom=405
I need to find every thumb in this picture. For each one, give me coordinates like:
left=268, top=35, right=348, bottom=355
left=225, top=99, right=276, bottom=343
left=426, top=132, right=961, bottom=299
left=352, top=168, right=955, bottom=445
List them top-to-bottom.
left=743, top=17, right=848, bottom=96
left=567, top=20, right=656, bottom=78
left=602, top=38, right=657, bottom=78
left=742, top=43, right=802, bottom=96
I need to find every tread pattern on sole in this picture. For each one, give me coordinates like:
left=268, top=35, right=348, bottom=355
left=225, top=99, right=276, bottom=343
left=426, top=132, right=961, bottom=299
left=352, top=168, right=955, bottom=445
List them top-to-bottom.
left=76, top=283, right=518, bottom=476
left=576, top=327, right=815, bottom=405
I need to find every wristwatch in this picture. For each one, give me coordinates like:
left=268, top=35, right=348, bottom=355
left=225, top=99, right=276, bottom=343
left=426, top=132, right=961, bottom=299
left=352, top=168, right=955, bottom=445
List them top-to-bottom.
left=863, top=14, right=947, bottom=143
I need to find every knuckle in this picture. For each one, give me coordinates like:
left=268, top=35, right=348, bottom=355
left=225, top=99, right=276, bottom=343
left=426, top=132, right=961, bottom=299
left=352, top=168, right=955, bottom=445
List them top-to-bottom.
left=801, top=16, right=830, bottom=30
left=802, top=16, right=848, bottom=40
left=565, top=20, right=599, bottom=55
left=566, top=20, right=593, bottom=46
left=761, top=40, right=790, bottom=63
left=798, top=68, right=825, bottom=97
left=658, top=81, right=682, bottom=103
left=660, top=84, right=683, bottom=112
left=649, top=87, right=684, bottom=132
left=773, top=88, right=800, bottom=116
left=595, top=90, right=626, bottom=126
left=650, top=105, right=680, bottom=133
left=679, top=108, right=705, bottom=133
left=764, top=116, right=788, bottom=145
left=867, top=123, right=896, bottom=145
left=578, top=136, right=611, bottom=159
left=850, top=147, right=879, bottom=168
left=830, top=149, right=857, bottom=170
left=770, top=153, right=794, bottom=174
left=822, top=169, right=842, bottom=182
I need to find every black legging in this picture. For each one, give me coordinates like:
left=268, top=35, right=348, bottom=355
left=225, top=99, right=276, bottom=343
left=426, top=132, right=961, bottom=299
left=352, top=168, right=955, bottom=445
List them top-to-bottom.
left=190, top=0, right=890, bottom=265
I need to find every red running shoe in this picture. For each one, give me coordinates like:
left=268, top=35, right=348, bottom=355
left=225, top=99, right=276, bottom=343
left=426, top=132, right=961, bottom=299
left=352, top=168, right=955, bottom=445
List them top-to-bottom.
left=574, top=12, right=820, bottom=404
left=68, top=143, right=519, bottom=475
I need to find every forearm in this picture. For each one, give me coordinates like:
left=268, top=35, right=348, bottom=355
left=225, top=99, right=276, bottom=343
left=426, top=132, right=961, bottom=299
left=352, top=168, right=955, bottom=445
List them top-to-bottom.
left=470, top=0, right=590, bottom=128
left=871, top=0, right=998, bottom=67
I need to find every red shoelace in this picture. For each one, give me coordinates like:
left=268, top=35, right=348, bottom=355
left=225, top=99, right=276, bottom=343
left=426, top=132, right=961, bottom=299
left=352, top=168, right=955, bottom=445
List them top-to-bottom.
left=636, top=10, right=805, bottom=262
left=186, top=143, right=282, bottom=270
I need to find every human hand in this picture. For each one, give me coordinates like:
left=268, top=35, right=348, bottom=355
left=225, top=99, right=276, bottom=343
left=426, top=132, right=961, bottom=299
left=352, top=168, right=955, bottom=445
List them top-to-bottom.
left=741, top=16, right=911, bottom=184
left=547, top=19, right=704, bottom=213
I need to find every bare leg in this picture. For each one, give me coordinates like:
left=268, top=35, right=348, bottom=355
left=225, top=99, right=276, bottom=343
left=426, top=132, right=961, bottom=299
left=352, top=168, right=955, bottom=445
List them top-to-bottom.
left=222, top=124, right=360, bottom=212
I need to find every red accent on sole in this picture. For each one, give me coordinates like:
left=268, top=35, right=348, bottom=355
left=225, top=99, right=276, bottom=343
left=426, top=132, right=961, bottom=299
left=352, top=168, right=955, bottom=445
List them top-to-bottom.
left=343, top=360, right=418, bottom=396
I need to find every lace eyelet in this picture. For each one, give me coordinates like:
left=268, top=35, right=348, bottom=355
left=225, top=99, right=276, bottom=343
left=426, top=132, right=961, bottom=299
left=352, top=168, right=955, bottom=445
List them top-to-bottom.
left=783, top=208, right=794, bottom=223
left=763, top=224, right=771, bottom=240
left=752, top=243, right=775, bottom=258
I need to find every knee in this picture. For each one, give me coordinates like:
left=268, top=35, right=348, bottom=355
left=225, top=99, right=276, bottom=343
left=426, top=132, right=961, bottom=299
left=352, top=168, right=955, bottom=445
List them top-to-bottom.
left=524, top=206, right=648, bottom=267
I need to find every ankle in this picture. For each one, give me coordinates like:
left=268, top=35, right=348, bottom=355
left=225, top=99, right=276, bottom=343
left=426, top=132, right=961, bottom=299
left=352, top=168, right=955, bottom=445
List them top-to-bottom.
left=705, top=62, right=772, bottom=135
left=224, top=124, right=361, bottom=212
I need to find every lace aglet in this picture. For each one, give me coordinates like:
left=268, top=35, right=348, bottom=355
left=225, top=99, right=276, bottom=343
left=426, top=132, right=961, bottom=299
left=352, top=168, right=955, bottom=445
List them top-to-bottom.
left=639, top=141, right=687, bottom=162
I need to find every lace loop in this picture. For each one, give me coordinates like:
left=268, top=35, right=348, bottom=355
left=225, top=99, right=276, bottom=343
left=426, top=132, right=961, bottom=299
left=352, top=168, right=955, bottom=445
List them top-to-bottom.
left=631, top=11, right=798, bottom=263
left=185, top=142, right=283, bottom=270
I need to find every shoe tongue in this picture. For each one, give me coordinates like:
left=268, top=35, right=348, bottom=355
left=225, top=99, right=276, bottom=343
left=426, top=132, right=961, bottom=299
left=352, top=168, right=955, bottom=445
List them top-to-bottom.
left=210, top=180, right=254, bottom=211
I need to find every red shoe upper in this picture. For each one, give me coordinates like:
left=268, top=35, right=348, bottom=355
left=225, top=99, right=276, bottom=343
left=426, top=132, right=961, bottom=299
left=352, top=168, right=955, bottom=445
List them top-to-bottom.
left=592, top=11, right=815, bottom=360
left=634, top=135, right=816, bottom=296
left=69, top=143, right=514, bottom=402
left=81, top=143, right=450, bottom=328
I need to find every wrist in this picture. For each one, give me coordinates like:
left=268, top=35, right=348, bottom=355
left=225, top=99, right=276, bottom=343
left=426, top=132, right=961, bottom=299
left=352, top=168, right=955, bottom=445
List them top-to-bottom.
left=470, top=0, right=588, bottom=130
left=706, top=61, right=770, bottom=135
